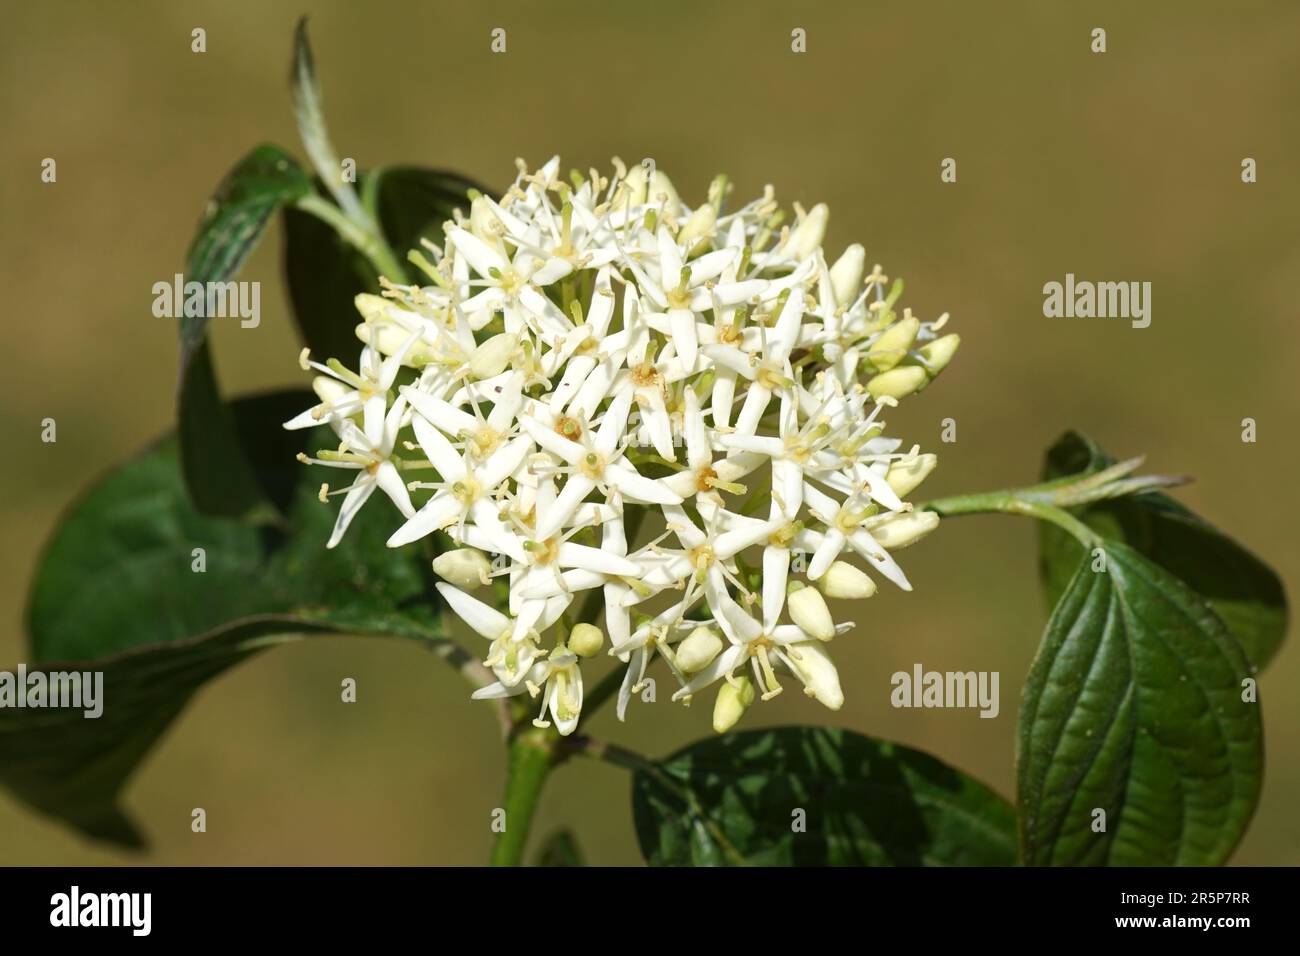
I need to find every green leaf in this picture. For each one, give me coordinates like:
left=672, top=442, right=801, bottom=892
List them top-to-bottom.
left=290, top=16, right=365, bottom=223
left=177, top=144, right=311, bottom=519
left=283, top=166, right=484, bottom=361
left=5, top=392, right=446, bottom=847
left=1038, top=431, right=1287, bottom=670
left=1018, top=544, right=1263, bottom=866
left=632, top=726, right=1017, bottom=866
left=534, top=829, right=586, bottom=867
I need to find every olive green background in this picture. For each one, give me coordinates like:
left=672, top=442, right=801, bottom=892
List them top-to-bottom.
left=2, top=0, right=1296, bottom=865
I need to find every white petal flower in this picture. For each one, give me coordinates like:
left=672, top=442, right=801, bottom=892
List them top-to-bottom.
left=287, top=156, right=960, bottom=731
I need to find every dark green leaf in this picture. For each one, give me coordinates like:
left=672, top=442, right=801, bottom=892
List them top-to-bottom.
left=177, top=144, right=311, bottom=519
left=283, top=166, right=483, bottom=361
left=5, top=392, right=445, bottom=847
left=1039, top=431, right=1286, bottom=671
left=1018, top=544, right=1263, bottom=865
left=632, top=726, right=1017, bottom=866
left=534, top=829, right=586, bottom=867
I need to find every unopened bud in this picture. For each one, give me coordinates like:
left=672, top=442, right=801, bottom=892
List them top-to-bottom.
left=619, top=163, right=649, bottom=206
left=647, top=170, right=680, bottom=209
left=469, top=195, right=503, bottom=241
left=787, top=202, right=829, bottom=259
left=678, top=203, right=717, bottom=245
left=829, top=243, right=866, bottom=307
left=353, top=293, right=388, bottom=321
left=867, top=315, right=920, bottom=372
left=356, top=322, right=434, bottom=366
left=468, top=332, right=518, bottom=379
left=916, top=333, right=960, bottom=377
left=867, top=365, right=927, bottom=401
left=312, top=374, right=350, bottom=406
left=885, top=453, right=937, bottom=498
left=871, top=511, right=940, bottom=550
left=432, top=548, right=492, bottom=588
left=819, top=561, right=877, bottom=599
left=786, top=582, right=836, bottom=641
left=568, top=623, right=604, bottom=658
left=676, top=626, right=723, bottom=674
left=789, top=642, right=844, bottom=710
left=712, top=676, right=756, bottom=733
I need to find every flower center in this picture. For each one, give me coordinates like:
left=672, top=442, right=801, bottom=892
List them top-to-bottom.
left=631, top=362, right=660, bottom=389
left=756, top=364, right=793, bottom=391
left=554, top=415, right=583, bottom=442
left=468, top=427, right=502, bottom=458
left=579, top=451, right=605, bottom=480
left=451, top=477, right=483, bottom=504
left=834, top=504, right=877, bottom=533
left=768, top=520, right=803, bottom=549
left=524, top=536, right=562, bottom=565
left=745, top=638, right=784, bottom=700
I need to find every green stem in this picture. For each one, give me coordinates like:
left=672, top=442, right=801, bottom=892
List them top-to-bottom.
left=295, top=193, right=409, bottom=284
left=922, top=489, right=1101, bottom=547
left=490, top=726, right=560, bottom=867
left=565, top=735, right=654, bottom=773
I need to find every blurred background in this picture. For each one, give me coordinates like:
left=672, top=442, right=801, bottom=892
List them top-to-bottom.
left=2, top=0, right=1297, bottom=865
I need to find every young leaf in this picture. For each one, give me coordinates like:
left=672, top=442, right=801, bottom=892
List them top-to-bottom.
left=290, top=16, right=366, bottom=224
left=177, top=144, right=311, bottom=519
left=283, top=167, right=484, bottom=362
left=6, top=392, right=447, bottom=847
left=1038, top=431, right=1286, bottom=671
left=1018, top=544, right=1262, bottom=866
left=632, top=727, right=1017, bottom=866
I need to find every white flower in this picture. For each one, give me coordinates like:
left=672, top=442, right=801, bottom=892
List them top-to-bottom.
left=287, top=156, right=960, bottom=733
left=293, top=393, right=415, bottom=548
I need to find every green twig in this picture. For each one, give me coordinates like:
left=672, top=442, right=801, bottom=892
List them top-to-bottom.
left=295, top=193, right=408, bottom=284
left=920, top=459, right=1188, bottom=548
left=922, top=490, right=1101, bottom=547
left=490, top=726, right=561, bottom=866
left=563, top=735, right=655, bottom=773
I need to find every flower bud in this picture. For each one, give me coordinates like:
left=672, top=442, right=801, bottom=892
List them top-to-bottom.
left=618, top=163, right=650, bottom=206
left=647, top=170, right=680, bottom=210
left=469, top=194, right=504, bottom=241
left=787, top=202, right=828, bottom=259
left=678, top=203, right=717, bottom=245
left=829, top=243, right=865, bottom=307
left=353, top=293, right=389, bottom=321
left=867, top=315, right=920, bottom=372
left=355, top=322, right=435, bottom=366
left=468, top=332, right=518, bottom=379
left=916, top=333, right=960, bottom=377
left=867, top=365, right=927, bottom=401
left=312, top=374, right=350, bottom=406
left=885, top=453, right=937, bottom=498
left=871, top=511, right=940, bottom=550
left=432, top=548, right=492, bottom=588
left=819, top=561, right=877, bottom=599
left=786, top=582, right=836, bottom=641
left=568, top=623, right=604, bottom=658
left=676, top=626, right=723, bottom=674
left=789, top=642, right=844, bottom=710
left=712, top=676, right=757, bottom=733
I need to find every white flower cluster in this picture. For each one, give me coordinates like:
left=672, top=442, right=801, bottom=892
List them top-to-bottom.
left=285, top=157, right=959, bottom=735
